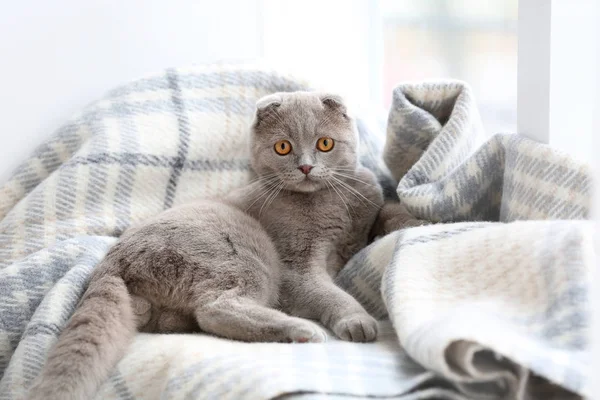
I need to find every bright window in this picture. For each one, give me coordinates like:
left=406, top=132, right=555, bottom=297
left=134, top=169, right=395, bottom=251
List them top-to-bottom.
left=381, top=0, right=518, bottom=135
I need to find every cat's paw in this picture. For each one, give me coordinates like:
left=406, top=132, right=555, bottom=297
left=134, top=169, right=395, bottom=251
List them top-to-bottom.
left=332, top=314, right=378, bottom=342
left=287, top=320, right=328, bottom=343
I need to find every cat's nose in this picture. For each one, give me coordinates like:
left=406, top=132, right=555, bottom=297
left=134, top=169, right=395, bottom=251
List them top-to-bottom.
left=298, top=165, right=314, bottom=175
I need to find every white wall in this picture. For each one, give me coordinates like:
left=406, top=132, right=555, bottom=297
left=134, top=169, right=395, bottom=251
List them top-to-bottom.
left=0, top=0, right=261, bottom=184
left=0, top=0, right=380, bottom=185
left=260, top=0, right=380, bottom=110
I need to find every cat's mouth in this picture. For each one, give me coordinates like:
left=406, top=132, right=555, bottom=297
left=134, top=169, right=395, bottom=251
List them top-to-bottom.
left=287, top=174, right=324, bottom=192
left=302, top=174, right=324, bottom=184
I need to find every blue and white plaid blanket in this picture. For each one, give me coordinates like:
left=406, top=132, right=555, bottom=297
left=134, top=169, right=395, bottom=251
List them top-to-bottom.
left=0, top=65, right=592, bottom=399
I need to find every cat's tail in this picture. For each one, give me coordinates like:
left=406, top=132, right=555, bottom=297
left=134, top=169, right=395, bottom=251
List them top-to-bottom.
left=27, top=266, right=136, bottom=400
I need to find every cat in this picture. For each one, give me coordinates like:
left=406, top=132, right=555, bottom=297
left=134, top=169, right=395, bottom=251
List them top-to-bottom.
left=27, top=91, right=383, bottom=400
left=231, top=92, right=384, bottom=341
left=371, top=200, right=430, bottom=238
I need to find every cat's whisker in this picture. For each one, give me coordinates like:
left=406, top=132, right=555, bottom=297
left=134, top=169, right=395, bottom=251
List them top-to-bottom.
left=330, top=167, right=369, bottom=174
left=330, top=168, right=364, bottom=176
left=330, top=171, right=378, bottom=187
left=246, top=172, right=279, bottom=185
left=248, top=174, right=281, bottom=187
left=244, top=176, right=280, bottom=196
left=330, top=176, right=380, bottom=209
left=333, top=177, right=373, bottom=204
left=324, top=178, right=333, bottom=198
left=326, top=178, right=352, bottom=219
left=245, top=179, right=282, bottom=212
left=263, top=180, right=284, bottom=205
left=336, top=180, right=359, bottom=218
left=243, top=181, right=279, bottom=202
left=259, top=181, right=285, bottom=218
left=264, top=181, right=284, bottom=209
left=266, top=181, right=286, bottom=214
left=332, top=181, right=368, bottom=210
left=336, top=184, right=357, bottom=219
left=251, top=186, right=279, bottom=216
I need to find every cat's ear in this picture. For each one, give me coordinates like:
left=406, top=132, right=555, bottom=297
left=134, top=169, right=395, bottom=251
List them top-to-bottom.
left=254, top=94, right=282, bottom=127
left=319, top=94, right=349, bottom=120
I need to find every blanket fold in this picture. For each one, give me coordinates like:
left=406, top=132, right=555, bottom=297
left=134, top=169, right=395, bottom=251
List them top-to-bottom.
left=0, top=65, right=592, bottom=400
left=340, top=81, right=592, bottom=399
left=385, top=81, right=591, bottom=223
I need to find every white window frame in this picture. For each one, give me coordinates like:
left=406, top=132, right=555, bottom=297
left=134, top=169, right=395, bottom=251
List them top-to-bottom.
left=517, top=0, right=597, bottom=163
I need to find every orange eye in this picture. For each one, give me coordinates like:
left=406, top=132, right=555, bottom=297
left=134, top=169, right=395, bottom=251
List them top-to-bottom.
left=316, top=137, right=334, bottom=152
left=274, top=140, right=292, bottom=155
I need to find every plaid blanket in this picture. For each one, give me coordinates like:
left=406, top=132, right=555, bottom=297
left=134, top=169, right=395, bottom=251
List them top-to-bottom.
left=0, top=65, right=592, bottom=400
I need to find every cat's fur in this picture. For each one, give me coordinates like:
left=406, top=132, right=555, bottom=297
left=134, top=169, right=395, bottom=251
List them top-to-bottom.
left=27, top=92, right=383, bottom=400
left=233, top=92, right=383, bottom=340
left=371, top=200, right=430, bottom=238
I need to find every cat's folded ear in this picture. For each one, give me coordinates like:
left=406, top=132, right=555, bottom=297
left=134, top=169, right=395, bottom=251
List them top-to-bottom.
left=254, top=93, right=283, bottom=127
left=319, top=93, right=350, bottom=120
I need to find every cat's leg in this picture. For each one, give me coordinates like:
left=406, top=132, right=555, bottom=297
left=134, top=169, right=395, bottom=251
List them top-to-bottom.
left=370, top=200, right=430, bottom=238
left=283, top=273, right=378, bottom=342
left=193, top=294, right=327, bottom=343
left=130, top=295, right=152, bottom=329
left=130, top=295, right=197, bottom=333
left=154, top=309, right=198, bottom=333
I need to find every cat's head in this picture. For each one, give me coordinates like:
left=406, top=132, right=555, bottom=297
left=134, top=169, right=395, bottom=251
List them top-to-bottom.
left=249, top=91, right=359, bottom=193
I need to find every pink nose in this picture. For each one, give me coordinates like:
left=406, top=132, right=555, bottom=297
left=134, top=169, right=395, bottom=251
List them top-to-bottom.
left=298, top=165, right=313, bottom=175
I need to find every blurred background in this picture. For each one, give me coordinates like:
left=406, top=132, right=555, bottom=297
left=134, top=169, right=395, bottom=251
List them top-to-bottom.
left=0, top=0, right=517, bottom=183
left=261, top=0, right=517, bottom=134
left=381, top=0, right=517, bottom=133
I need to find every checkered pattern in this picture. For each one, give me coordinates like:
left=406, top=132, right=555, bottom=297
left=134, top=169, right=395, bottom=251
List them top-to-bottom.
left=0, top=68, right=592, bottom=400
left=339, top=81, right=591, bottom=399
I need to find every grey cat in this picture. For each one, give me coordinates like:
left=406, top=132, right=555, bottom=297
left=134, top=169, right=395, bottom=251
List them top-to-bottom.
left=27, top=92, right=383, bottom=400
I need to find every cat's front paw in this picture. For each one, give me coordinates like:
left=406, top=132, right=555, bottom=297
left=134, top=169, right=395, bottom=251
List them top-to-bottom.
left=332, top=314, right=378, bottom=342
left=287, top=320, right=328, bottom=343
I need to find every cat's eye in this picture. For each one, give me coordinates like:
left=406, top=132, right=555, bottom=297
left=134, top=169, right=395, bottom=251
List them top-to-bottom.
left=316, top=137, right=334, bottom=152
left=274, top=140, right=292, bottom=155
